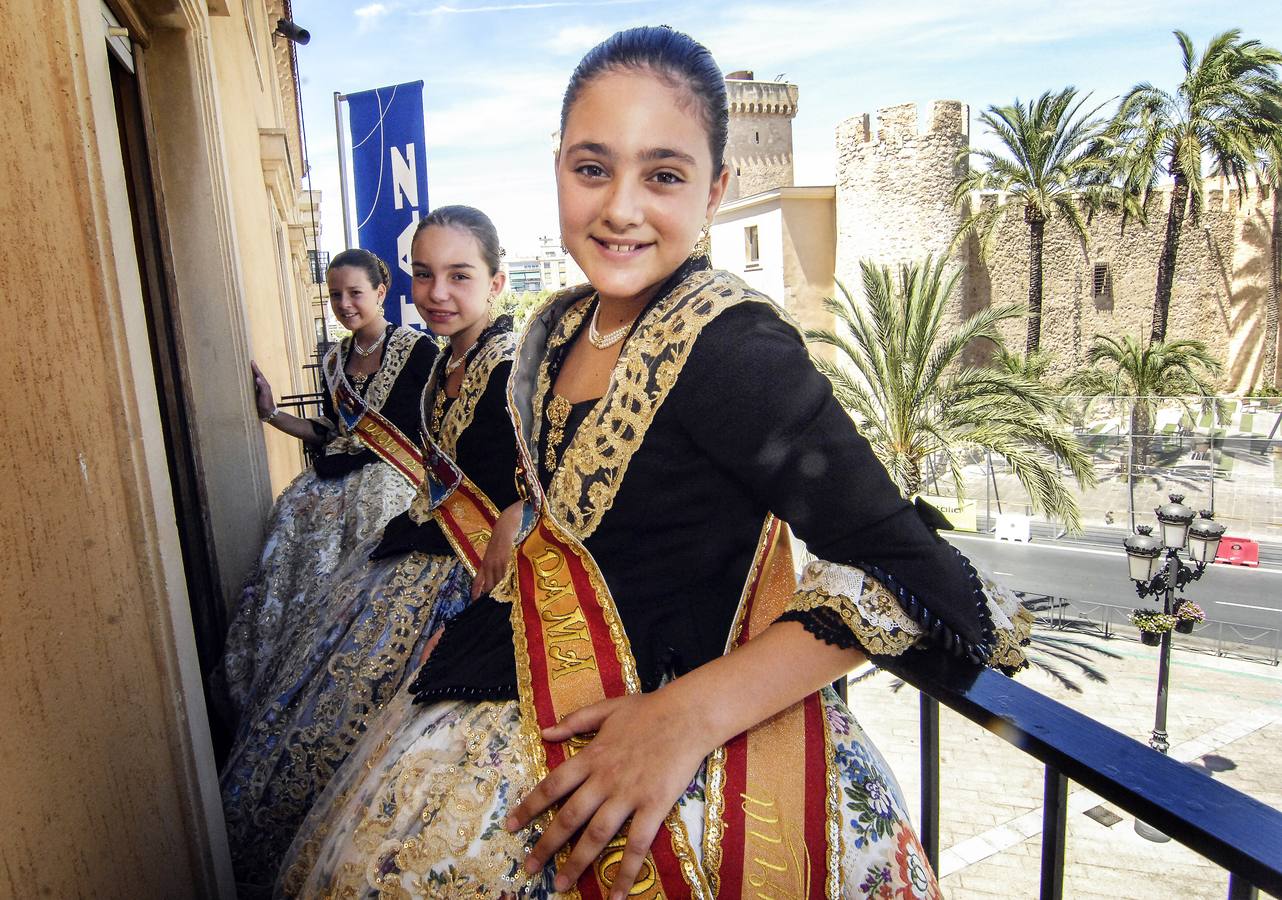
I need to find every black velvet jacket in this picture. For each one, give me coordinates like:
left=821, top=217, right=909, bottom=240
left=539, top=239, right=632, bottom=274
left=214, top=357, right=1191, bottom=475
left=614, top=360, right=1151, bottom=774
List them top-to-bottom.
left=413, top=266, right=997, bottom=703
left=371, top=320, right=520, bottom=560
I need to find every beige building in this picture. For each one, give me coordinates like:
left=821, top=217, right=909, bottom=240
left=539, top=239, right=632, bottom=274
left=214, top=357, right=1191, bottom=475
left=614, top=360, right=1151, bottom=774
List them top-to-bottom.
left=1, top=0, right=322, bottom=895
left=712, top=186, right=836, bottom=335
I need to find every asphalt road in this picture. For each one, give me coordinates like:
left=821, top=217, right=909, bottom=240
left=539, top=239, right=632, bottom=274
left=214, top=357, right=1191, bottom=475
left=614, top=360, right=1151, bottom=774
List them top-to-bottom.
left=947, top=533, right=1282, bottom=652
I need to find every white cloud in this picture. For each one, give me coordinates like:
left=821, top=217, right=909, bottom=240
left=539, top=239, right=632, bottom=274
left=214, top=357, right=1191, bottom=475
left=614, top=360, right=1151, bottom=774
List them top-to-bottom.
left=354, top=3, right=392, bottom=32
left=544, top=24, right=611, bottom=55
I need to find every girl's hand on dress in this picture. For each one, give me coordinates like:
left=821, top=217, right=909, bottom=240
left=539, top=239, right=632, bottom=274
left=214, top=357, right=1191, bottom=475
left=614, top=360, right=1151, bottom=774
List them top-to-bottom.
left=250, top=360, right=275, bottom=419
left=472, top=501, right=523, bottom=600
left=503, top=689, right=713, bottom=899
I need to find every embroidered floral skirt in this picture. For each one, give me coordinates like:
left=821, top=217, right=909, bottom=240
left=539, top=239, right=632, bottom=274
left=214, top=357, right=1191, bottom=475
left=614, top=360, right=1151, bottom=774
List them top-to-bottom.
left=219, top=461, right=418, bottom=721
left=221, top=542, right=473, bottom=892
left=278, top=688, right=941, bottom=899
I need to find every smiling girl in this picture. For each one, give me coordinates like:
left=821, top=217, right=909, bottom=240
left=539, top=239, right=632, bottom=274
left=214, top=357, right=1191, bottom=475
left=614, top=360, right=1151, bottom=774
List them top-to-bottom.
left=280, top=29, right=1028, bottom=899
left=220, top=215, right=520, bottom=891
left=220, top=250, right=434, bottom=727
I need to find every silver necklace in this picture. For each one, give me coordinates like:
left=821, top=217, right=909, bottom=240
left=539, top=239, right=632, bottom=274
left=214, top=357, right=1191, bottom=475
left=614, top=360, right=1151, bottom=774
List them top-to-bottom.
left=588, top=304, right=633, bottom=350
left=352, top=329, right=384, bottom=357
left=444, top=338, right=478, bottom=376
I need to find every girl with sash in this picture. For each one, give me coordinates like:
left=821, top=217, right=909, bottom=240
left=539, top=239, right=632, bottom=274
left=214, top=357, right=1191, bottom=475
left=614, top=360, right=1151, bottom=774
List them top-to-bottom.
left=281, top=29, right=1030, bottom=900
left=221, top=209, right=520, bottom=892
left=221, top=249, right=435, bottom=722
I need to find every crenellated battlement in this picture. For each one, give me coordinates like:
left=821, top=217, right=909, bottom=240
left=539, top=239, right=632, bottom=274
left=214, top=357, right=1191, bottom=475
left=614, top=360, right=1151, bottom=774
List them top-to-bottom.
left=726, top=80, right=800, bottom=118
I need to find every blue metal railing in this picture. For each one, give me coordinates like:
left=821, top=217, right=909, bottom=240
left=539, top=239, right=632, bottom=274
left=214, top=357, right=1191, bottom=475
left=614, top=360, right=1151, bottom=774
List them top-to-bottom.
left=877, top=652, right=1282, bottom=899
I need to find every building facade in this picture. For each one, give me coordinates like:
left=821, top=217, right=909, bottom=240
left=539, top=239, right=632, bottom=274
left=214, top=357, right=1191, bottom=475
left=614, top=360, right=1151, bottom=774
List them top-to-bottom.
left=0, top=0, right=322, bottom=895
left=716, top=93, right=1279, bottom=391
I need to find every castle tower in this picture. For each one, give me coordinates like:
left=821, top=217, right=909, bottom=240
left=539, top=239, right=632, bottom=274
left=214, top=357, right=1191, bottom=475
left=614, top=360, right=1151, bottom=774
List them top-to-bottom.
left=723, top=71, right=799, bottom=203
left=834, top=101, right=969, bottom=288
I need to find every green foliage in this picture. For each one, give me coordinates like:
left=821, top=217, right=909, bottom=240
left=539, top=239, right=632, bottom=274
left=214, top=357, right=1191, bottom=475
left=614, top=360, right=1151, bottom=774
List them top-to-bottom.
left=1106, top=29, right=1282, bottom=212
left=953, top=87, right=1127, bottom=258
left=807, top=256, right=1095, bottom=533
left=493, top=290, right=552, bottom=330
left=1063, top=334, right=1224, bottom=430
left=1129, top=609, right=1176, bottom=633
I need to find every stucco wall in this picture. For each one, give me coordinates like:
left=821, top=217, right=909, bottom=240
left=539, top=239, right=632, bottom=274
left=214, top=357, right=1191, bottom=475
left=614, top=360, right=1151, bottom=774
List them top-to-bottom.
left=0, top=1, right=232, bottom=895
left=780, top=192, right=837, bottom=339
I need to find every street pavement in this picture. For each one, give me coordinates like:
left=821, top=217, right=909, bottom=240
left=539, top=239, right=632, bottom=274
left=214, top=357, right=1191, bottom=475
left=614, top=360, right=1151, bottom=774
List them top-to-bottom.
left=947, top=534, right=1282, bottom=658
left=845, top=628, right=1282, bottom=899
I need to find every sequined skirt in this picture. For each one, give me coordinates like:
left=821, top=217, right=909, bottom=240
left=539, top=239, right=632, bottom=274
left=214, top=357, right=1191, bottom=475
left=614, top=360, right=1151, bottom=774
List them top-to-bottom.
left=219, top=461, right=418, bottom=721
left=221, top=540, right=473, bottom=892
left=278, top=688, right=941, bottom=899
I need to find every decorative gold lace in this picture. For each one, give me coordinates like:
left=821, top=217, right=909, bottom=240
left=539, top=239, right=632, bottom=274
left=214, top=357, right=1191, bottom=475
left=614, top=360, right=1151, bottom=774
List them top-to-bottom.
left=527, top=269, right=787, bottom=540
left=320, top=327, right=427, bottom=456
left=408, top=330, right=516, bottom=524
left=785, top=560, right=924, bottom=657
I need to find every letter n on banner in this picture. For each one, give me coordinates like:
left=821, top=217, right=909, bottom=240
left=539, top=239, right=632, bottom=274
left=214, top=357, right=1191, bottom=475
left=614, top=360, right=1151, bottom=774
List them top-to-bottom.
left=345, top=81, right=431, bottom=330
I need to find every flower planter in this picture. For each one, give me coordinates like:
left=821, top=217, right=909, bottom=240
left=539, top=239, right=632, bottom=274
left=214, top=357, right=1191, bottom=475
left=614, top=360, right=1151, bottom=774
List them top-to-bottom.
left=1175, top=618, right=1195, bottom=634
left=1140, top=630, right=1163, bottom=646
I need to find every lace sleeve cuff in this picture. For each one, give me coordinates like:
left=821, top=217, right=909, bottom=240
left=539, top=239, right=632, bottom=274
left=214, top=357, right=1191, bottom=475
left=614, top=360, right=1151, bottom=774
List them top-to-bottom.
left=782, top=556, right=1032, bottom=673
left=784, top=560, right=922, bottom=657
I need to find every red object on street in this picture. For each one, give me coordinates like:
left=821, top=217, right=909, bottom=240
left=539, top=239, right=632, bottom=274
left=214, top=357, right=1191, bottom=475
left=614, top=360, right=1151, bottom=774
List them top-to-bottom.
left=1214, top=536, right=1259, bottom=567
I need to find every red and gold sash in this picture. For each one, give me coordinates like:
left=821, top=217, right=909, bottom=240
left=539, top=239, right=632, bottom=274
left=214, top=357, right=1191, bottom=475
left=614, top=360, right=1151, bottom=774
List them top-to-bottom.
left=329, top=355, right=497, bottom=572
left=415, top=440, right=498, bottom=576
left=510, top=512, right=838, bottom=898
left=511, top=513, right=711, bottom=899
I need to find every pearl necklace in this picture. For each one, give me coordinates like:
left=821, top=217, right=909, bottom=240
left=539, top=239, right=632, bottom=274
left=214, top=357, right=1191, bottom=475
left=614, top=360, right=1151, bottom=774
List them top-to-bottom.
left=588, top=304, right=634, bottom=350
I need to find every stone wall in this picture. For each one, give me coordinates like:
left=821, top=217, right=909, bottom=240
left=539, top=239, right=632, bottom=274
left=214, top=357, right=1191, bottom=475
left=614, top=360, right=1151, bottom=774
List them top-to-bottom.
left=725, top=79, right=798, bottom=202
left=831, top=99, right=1278, bottom=390
left=835, top=101, right=969, bottom=289
left=966, top=186, right=1275, bottom=391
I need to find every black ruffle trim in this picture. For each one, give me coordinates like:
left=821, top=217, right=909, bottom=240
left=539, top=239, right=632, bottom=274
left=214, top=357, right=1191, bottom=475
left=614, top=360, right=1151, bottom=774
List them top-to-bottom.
left=779, top=608, right=861, bottom=650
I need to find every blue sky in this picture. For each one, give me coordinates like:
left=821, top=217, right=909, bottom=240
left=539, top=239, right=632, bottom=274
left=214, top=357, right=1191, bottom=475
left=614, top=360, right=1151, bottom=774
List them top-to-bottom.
left=291, top=0, right=1282, bottom=257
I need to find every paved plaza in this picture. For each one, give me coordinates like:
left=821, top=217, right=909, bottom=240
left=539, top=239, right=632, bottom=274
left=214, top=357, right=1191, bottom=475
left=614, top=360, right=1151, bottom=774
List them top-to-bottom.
left=846, top=628, right=1282, bottom=899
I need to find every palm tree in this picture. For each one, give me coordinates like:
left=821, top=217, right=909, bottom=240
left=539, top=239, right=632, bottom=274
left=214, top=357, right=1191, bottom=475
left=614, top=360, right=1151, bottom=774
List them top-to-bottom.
left=1106, top=29, right=1282, bottom=343
left=952, top=87, right=1123, bottom=355
left=808, top=256, right=1095, bottom=533
left=1064, top=334, right=1222, bottom=528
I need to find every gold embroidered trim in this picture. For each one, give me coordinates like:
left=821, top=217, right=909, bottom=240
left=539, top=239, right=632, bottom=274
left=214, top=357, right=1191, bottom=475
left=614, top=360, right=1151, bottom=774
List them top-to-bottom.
left=536, top=269, right=788, bottom=540
left=528, top=296, right=593, bottom=474
left=320, top=327, right=426, bottom=457
left=408, top=330, right=515, bottom=524
left=435, top=330, right=517, bottom=458
left=786, top=560, right=923, bottom=657
left=979, top=570, right=1033, bottom=671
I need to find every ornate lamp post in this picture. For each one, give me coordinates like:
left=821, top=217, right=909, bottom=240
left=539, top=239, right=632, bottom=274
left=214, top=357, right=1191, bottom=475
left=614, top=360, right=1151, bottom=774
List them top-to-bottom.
left=1122, top=494, right=1224, bottom=842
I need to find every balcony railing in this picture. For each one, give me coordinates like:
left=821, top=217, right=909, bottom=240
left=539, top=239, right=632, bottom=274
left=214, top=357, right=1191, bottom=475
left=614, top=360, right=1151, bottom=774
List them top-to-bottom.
left=858, top=653, right=1282, bottom=899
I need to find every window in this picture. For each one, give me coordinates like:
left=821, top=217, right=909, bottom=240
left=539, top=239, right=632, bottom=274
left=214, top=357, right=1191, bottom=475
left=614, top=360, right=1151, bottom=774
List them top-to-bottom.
left=754, top=130, right=760, bottom=144
left=744, top=225, right=760, bottom=265
left=309, top=249, right=330, bottom=285
left=1092, top=262, right=1111, bottom=297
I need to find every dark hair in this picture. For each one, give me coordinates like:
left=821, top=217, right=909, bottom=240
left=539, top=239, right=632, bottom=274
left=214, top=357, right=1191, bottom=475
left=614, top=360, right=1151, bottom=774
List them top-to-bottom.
left=560, top=26, right=729, bottom=177
left=413, top=205, right=503, bottom=276
left=327, top=248, right=391, bottom=290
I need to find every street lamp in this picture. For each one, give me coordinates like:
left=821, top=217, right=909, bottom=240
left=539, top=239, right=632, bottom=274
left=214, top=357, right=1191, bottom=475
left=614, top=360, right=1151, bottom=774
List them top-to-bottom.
left=1122, top=494, right=1223, bottom=842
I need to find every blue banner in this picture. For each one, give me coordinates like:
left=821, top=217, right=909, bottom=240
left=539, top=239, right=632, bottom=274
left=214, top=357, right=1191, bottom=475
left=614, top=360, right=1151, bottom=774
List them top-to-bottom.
left=346, top=81, right=429, bottom=329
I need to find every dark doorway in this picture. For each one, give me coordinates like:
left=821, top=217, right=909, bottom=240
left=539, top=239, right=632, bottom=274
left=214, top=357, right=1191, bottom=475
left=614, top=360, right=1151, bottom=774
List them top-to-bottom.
left=107, top=40, right=231, bottom=761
